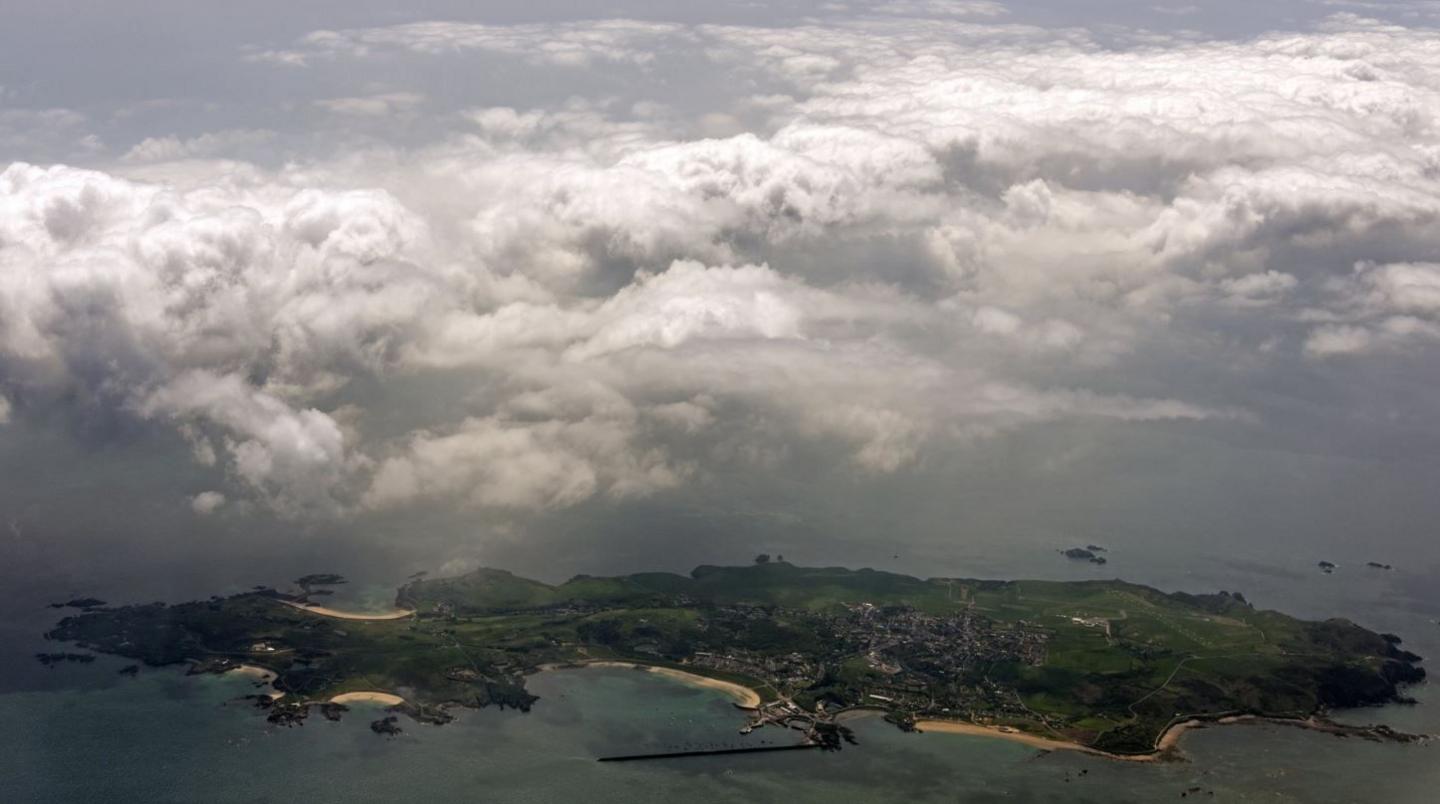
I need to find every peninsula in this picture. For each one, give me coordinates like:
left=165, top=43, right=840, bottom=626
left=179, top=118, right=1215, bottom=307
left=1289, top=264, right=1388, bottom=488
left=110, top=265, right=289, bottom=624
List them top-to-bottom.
left=43, top=562, right=1426, bottom=757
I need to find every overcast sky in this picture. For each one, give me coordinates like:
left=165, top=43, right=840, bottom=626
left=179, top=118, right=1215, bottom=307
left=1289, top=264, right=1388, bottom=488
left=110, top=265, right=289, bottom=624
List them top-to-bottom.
left=2, top=0, right=1439, bottom=596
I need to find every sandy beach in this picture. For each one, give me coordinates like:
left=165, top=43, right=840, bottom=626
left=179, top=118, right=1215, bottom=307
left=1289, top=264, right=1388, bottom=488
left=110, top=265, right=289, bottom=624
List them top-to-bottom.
left=279, top=600, right=415, bottom=621
left=576, top=661, right=763, bottom=708
left=228, top=664, right=284, bottom=700
left=329, top=691, right=406, bottom=706
left=909, top=717, right=1193, bottom=763
left=1155, top=719, right=1203, bottom=752
left=913, top=720, right=1094, bottom=753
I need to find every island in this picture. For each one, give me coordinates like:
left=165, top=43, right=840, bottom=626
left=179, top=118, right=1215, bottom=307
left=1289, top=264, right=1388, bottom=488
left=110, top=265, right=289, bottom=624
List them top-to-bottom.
left=1061, top=548, right=1107, bottom=566
left=42, top=561, right=1426, bottom=758
left=48, top=597, right=107, bottom=610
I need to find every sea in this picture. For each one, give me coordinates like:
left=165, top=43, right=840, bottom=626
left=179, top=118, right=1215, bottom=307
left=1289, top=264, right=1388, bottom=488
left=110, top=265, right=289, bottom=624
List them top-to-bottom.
left=2, top=543, right=1438, bottom=803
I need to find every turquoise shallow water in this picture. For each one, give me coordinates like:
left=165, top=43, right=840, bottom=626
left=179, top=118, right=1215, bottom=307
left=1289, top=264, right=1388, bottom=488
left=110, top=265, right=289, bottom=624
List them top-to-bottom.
left=0, top=664, right=1436, bottom=804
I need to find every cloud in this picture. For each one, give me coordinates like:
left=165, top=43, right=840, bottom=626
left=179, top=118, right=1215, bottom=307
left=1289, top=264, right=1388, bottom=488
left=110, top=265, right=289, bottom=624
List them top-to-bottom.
left=863, top=1, right=1009, bottom=18
left=1311, top=1, right=1440, bottom=21
left=7, top=9, right=1440, bottom=521
left=256, top=20, right=691, bottom=68
left=315, top=92, right=425, bottom=117
left=0, top=108, right=99, bottom=161
left=428, top=124, right=943, bottom=291
left=123, top=129, right=276, bottom=163
left=0, top=163, right=439, bottom=512
left=1304, top=261, right=1440, bottom=356
left=564, top=262, right=809, bottom=360
left=1357, top=262, right=1440, bottom=315
left=1219, top=271, right=1298, bottom=307
left=970, top=306, right=1086, bottom=352
left=1302, top=316, right=1440, bottom=357
left=1304, top=324, right=1376, bottom=356
left=141, top=372, right=356, bottom=513
left=365, top=412, right=686, bottom=511
left=191, top=490, right=226, bottom=515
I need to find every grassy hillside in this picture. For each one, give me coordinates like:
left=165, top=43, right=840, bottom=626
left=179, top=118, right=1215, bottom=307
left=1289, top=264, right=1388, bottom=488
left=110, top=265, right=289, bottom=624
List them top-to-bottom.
left=401, top=562, right=956, bottom=613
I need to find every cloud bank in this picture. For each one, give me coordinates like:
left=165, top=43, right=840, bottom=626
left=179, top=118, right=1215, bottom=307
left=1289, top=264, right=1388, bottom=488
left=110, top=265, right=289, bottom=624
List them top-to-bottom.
left=2, top=7, right=1438, bottom=526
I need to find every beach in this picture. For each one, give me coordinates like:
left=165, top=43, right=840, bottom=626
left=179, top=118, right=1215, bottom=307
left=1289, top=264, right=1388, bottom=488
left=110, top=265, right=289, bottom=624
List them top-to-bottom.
left=279, top=600, right=415, bottom=621
left=575, top=661, right=763, bottom=708
left=228, top=664, right=284, bottom=700
left=330, top=691, right=406, bottom=706
left=908, top=715, right=1327, bottom=762
left=908, top=717, right=1194, bottom=762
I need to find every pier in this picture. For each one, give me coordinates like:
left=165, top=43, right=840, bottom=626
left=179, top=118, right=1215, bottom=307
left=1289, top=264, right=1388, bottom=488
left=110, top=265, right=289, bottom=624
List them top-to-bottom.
left=596, top=743, right=818, bottom=762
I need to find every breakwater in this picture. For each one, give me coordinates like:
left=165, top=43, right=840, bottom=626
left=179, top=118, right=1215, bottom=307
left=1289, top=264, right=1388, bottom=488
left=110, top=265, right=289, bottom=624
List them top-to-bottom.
left=596, top=743, right=818, bottom=762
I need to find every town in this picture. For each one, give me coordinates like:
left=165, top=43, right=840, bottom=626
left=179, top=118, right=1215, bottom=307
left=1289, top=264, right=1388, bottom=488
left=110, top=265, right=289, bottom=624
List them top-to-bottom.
left=673, top=600, right=1051, bottom=737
